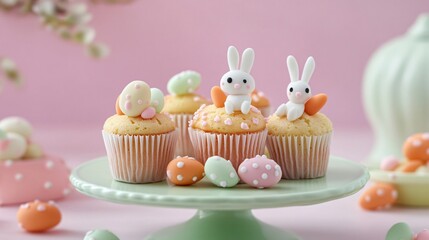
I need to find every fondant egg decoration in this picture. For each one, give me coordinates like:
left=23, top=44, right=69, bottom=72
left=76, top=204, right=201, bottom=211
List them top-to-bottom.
left=167, top=70, right=201, bottom=95
left=119, top=80, right=151, bottom=117
left=211, top=86, right=227, bottom=108
left=150, top=88, right=165, bottom=113
left=304, top=93, right=328, bottom=116
left=115, top=95, right=124, bottom=115
left=0, top=116, right=33, bottom=138
left=0, top=132, right=27, bottom=161
left=403, top=133, right=429, bottom=164
left=23, top=143, right=44, bottom=159
left=238, top=155, right=281, bottom=189
left=167, top=156, right=204, bottom=186
left=204, top=156, right=239, bottom=188
left=380, top=156, right=401, bottom=171
left=399, top=161, right=423, bottom=173
left=359, top=183, right=397, bottom=211
left=17, top=200, right=61, bottom=232
left=385, top=222, right=414, bottom=240
left=84, top=229, right=120, bottom=240
left=416, top=230, right=429, bottom=240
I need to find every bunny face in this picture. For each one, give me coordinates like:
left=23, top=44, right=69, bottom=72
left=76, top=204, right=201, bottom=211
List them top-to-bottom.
left=220, top=46, right=255, bottom=96
left=220, top=71, right=255, bottom=95
left=287, top=81, right=311, bottom=104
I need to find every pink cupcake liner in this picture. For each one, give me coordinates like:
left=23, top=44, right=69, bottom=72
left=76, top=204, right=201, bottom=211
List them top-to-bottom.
left=171, top=114, right=194, bottom=157
left=188, top=128, right=268, bottom=170
left=102, top=130, right=177, bottom=183
left=266, top=133, right=331, bottom=179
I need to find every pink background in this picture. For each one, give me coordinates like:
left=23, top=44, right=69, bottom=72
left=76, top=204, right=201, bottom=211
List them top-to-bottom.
left=0, top=0, right=428, bottom=127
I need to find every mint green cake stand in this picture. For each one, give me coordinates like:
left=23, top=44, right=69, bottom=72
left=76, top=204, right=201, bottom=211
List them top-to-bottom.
left=70, top=156, right=369, bottom=240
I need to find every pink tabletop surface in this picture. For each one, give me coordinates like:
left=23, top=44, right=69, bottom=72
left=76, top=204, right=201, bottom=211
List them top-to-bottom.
left=0, top=126, right=428, bottom=240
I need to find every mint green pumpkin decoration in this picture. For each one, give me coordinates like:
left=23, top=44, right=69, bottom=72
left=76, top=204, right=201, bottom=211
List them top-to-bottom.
left=363, top=14, right=429, bottom=167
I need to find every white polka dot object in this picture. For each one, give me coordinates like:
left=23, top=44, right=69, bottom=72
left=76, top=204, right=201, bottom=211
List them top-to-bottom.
left=119, top=80, right=151, bottom=117
left=238, top=155, right=282, bottom=189
left=204, top=156, right=239, bottom=188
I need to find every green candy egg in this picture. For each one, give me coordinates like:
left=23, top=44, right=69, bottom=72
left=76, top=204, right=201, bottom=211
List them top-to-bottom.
left=167, top=70, right=201, bottom=95
left=150, top=88, right=165, bottom=113
left=204, top=156, right=240, bottom=188
left=385, top=222, right=414, bottom=240
left=84, top=229, right=120, bottom=240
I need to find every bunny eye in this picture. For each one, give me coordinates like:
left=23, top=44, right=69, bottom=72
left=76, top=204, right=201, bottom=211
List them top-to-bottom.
left=227, top=77, right=233, bottom=83
left=243, top=79, right=247, bottom=84
left=289, top=87, right=293, bottom=92
left=305, top=88, right=310, bottom=93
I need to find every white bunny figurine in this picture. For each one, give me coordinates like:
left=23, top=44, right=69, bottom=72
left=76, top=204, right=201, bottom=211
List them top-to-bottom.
left=220, top=46, right=256, bottom=114
left=275, top=55, right=315, bottom=121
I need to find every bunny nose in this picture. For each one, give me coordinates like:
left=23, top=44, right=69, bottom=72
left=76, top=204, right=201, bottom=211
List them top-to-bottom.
left=234, top=84, right=241, bottom=89
left=295, top=92, right=302, bottom=98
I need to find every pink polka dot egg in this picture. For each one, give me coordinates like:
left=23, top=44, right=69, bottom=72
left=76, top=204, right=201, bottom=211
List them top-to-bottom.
left=238, top=155, right=282, bottom=189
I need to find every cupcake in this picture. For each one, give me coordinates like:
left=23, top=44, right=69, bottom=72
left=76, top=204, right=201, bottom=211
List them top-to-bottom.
left=188, top=46, right=268, bottom=169
left=267, top=55, right=332, bottom=179
left=162, top=71, right=209, bottom=157
left=103, top=80, right=177, bottom=183
left=251, top=89, right=271, bottom=117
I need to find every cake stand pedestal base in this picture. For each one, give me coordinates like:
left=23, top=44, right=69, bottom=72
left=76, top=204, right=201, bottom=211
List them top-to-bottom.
left=145, top=210, right=299, bottom=240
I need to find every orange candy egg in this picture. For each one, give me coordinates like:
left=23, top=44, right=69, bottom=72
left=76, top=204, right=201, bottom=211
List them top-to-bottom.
left=211, top=86, right=227, bottom=108
left=305, top=93, right=328, bottom=116
left=115, top=95, right=124, bottom=115
left=403, top=133, right=429, bottom=164
left=166, top=156, right=205, bottom=186
left=359, top=183, right=397, bottom=211
left=17, top=200, right=62, bottom=232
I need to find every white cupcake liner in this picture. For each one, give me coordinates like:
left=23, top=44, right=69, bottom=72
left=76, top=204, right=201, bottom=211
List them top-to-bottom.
left=171, top=114, right=195, bottom=157
left=188, top=128, right=268, bottom=170
left=102, top=130, right=177, bottom=183
left=266, top=133, right=331, bottom=179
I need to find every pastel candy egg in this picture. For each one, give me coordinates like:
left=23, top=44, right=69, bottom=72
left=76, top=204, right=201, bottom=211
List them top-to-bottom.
left=167, top=70, right=201, bottom=95
left=119, top=80, right=151, bottom=117
left=150, top=88, right=165, bottom=113
left=0, top=117, right=32, bottom=138
left=0, top=132, right=27, bottom=161
left=403, top=133, right=429, bottom=164
left=22, top=143, right=44, bottom=159
left=238, top=155, right=282, bottom=189
left=167, top=156, right=204, bottom=186
left=204, top=156, right=239, bottom=188
left=380, top=156, right=400, bottom=171
left=359, top=183, right=397, bottom=211
left=17, top=200, right=61, bottom=232
left=385, top=222, right=413, bottom=240
left=84, top=229, right=120, bottom=240
left=416, top=230, right=429, bottom=240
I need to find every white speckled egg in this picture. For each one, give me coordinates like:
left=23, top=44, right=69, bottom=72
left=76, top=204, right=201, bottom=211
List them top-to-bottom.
left=119, top=80, right=151, bottom=117
left=0, top=117, right=32, bottom=138
left=0, top=132, right=27, bottom=161
left=238, top=155, right=281, bottom=188
left=204, top=156, right=239, bottom=188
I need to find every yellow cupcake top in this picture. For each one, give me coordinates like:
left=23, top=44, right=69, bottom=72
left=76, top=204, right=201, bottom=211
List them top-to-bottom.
left=251, top=89, right=270, bottom=108
left=162, top=94, right=210, bottom=114
left=190, top=104, right=266, bottom=134
left=103, top=113, right=175, bottom=135
left=267, top=113, right=332, bottom=136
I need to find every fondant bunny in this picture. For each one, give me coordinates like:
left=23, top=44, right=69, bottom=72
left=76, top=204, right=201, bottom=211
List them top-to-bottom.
left=220, top=46, right=256, bottom=114
left=275, top=55, right=315, bottom=121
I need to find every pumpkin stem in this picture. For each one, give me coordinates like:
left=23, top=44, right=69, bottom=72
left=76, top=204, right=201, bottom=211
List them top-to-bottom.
left=408, top=13, right=429, bottom=38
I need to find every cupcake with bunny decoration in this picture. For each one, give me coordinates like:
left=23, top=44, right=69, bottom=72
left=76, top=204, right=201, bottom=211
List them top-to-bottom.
left=188, top=46, right=267, bottom=170
left=266, top=55, right=332, bottom=180
left=103, top=80, right=177, bottom=183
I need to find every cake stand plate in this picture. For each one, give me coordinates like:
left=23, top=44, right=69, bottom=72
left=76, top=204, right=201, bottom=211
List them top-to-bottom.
left=70, top=156, right=369, bottom=240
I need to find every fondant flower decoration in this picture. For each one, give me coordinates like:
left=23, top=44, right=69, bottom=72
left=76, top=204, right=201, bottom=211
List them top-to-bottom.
left=218, top=46, right=256, bottom=114
left=275, top=55, right=327, bottom=121
left=167, top=70, right=201, bottom=95
left=115, top=80, right=164, bottom=119
left=386, top=222, right=429, bottom=240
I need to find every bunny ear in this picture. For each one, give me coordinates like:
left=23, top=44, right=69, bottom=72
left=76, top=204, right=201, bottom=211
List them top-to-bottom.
left=227, top=46, right=239, bottom=70
left=240, top=48, right=254, bottom=73
left=287, top=55, right=299, bottom=82
left=301, top=56, right=315, bottom=83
